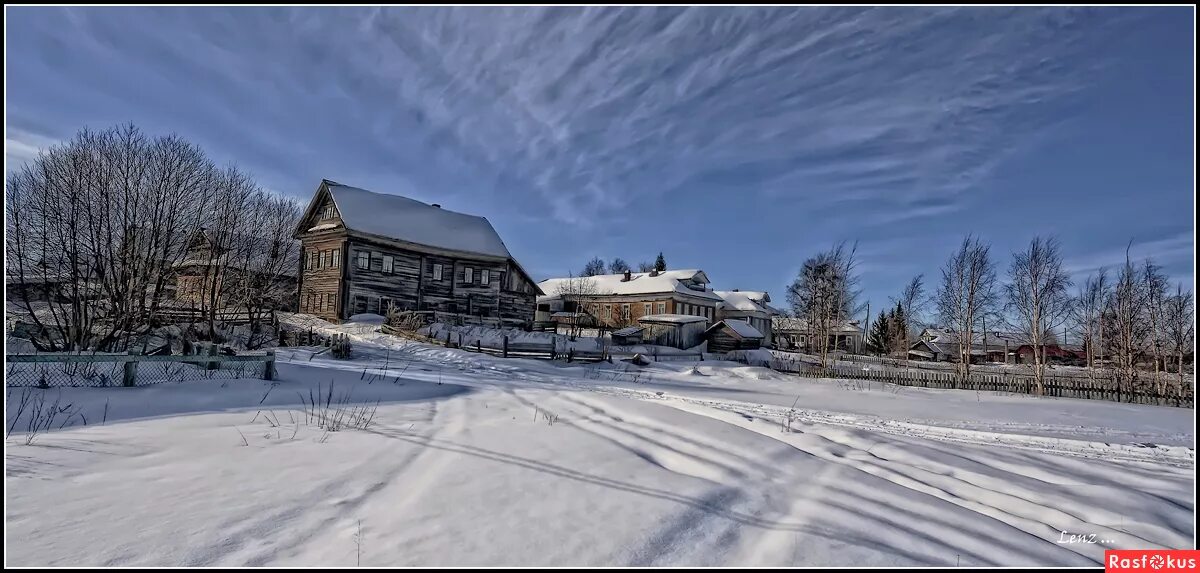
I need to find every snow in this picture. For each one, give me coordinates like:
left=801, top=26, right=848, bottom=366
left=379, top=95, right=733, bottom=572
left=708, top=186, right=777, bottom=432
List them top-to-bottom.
left=325, top=182, right=512, bottom=259
left=306, top=222, right=340, bottom=232
left=538, top=269, right=723, bottom=301
left=713, top=290, right=772, bottom=313
left=347, top=313, right=387, bottom=324
left=639, top=313, right=708, bottom=324
left=710, top=319, right=763, bottom=338
left=611, top=326, right=644, bottom=336
left=5, top=330, right=1194, bottom=566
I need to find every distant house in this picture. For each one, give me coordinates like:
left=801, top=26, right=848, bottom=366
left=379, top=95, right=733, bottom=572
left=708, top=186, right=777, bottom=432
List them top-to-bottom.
left=292, top=179, right=542, bottom=325
left=173, top=228, right=298, bottom=311
left=536, top=269, right=722, bottom=329
left=714, top=290, right=779, bottom=347
left=638, top=314, right=709, bottom=349
left=773, top=317, right=865, bottom=353
left=705, top=319, right=764, bottom=353
left=913, top=328, right=1057, bottom=364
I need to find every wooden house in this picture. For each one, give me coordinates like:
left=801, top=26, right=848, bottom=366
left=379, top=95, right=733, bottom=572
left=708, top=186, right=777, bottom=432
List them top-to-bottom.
left=292, top=180, right=542, bottom=326
left=173, top=228, right=298, bottom=311
left=536, top=269, right=722, bottom=329
left=714, top=290, right=778, bottom=347
left=638, top=314, right=709, bottom=349
left=773, top=317, right=865, bottom=353
left=705, top=319, right=764, bottom=353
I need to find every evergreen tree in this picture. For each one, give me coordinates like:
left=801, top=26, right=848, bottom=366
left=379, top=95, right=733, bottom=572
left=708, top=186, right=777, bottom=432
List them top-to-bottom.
left=654, top=252, right=667, bottom=272
left=890, top=302, right=908, bottom=355
left=867, top=309, right=894, bottom=355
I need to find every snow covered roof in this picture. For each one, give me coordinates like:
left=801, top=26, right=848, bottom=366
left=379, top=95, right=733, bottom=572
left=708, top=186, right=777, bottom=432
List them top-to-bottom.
left=316, top=181, right=513, bottom=259
left=537, top=270, right=722, bottom=301
left=713, top=291, right=777, bottom=314
left=638, top=314, right=709, bottom=325
left=773, top=317, right=864, bottom=334
left=706, top=319, right=763, bottom=339
left=611, top=326, right=645, bottom=337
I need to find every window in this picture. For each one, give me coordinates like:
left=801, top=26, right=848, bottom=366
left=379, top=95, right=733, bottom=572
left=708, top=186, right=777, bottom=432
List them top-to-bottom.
left=321, top=204, right=335, bottom=220
left=332, top=249, right=340, bottom=268
left=320, top=250, right=327, bottom=269
left=309, top=251, right=318, bottom=270
left=356, top=251, right=369, bottom=269
left=382, top=255, right=394, bottom=274
left=432, top=264, right=443, bottom=281
left=463, top=267, right=473, bottom=283
left=481, top=270, right=490, bottom=285
left=307, top=293, right=315, bottom=311
left=327, top=293, right=335, bottom=312
left=316, top=294, right=323, bottom=312
left=353, top=295, right=367, bottom=314
left=657, top=302, right=666, bottom=314
left=643, top=303, right=652, bottom=316
left=604, top=304, right=611, bottom=319
left=622, top=304, right=630, bottom=318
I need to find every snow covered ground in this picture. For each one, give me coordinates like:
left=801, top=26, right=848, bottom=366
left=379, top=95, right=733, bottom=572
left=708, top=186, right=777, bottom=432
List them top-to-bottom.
left=5, top=320, right=1195, bottom=566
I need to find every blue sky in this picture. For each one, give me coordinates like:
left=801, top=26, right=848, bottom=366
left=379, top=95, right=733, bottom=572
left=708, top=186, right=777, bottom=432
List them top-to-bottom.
left=5, top=7, right=1194, bottom=320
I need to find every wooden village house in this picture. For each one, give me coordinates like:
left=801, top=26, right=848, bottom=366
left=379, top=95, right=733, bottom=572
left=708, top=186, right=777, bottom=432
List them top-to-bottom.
left=292, top=180, right=542, bottom=326
left=535, top=269, right=723, bottom=329
left=714, top=290, right=778, bottom=347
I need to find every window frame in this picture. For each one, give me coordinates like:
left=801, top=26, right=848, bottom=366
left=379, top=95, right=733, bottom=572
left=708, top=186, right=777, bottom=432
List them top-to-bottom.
left=356, top=251, right=369, bottom=270
left=382, top=255, right=394, bottom=274
left=432, top=263, right=444, bottom=281
left=463, top=267, right=474, bottom=284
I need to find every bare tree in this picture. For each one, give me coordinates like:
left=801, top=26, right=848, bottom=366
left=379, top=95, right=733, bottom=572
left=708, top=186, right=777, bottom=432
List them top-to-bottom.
left=6, top=123, right=293, bottom=353
left=5, top=125, right=213, bottom=351
left=934, top=236, right=997, bottom=386
left=1003, top=236, right=1073, bottom=395
left=787, top=241, right=862, bottom=367
left=1103, top=246, right=1151, bottom=399
left=581, top=257, right=607, bottom=277
left=609, top=258, right=630, bottom=274
left=1141, top=260, right=1169, bottom=386
left=637, top=261, right=655, bottom=273
left=1073, top=268, right=1109, bottom=376
left=553, top=273, right=599, bottom=340
left=890, top=274, right=925, bottom=356
left=1162, top=284, right=1194, bottom=391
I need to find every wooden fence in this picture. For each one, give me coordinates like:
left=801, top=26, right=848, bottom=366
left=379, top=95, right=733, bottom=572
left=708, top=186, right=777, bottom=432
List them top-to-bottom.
left=381, top=324, right=704, bottom=364
left=755, top=356, right=1193, bottom=408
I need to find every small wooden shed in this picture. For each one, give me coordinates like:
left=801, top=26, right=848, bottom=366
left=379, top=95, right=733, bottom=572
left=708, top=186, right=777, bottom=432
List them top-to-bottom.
left=638, top=314, right=708, bottom=349
left=705, top=319, right=764, bottom=353
left=610, top=326, right=645, bottom=346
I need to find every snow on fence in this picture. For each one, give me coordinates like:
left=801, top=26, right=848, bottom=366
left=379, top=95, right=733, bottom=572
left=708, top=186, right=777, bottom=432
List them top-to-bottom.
left=381, top=323, right=704, bottom=364
left=5, top=347, right=276, bottom=388
left=756, top=354, right=1193, bottom=408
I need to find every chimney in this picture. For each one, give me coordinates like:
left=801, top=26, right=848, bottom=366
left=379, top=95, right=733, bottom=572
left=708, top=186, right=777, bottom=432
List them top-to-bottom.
left=431, top=204, right=441, bottom=209
left=621, top=269, right=632, bottom=282
left=649, top=269, right=658, bottom=277
left=732, top=288, right=739, bottom=292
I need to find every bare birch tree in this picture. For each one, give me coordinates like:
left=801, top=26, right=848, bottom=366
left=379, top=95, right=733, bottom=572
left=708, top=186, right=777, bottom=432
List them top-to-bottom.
left=934, top=236, right=997, bottom=386
left=1003, top=236, right=1073, bottom=395
left=787, top=241, right=862, bottom=367
left=1103, top=246, right=1150, bottom=400
left=1073, top=268, right=1109, bottom=376
left=553, top=273, right=599, bottom=340
left=890, top=274, right=926, bottom=357
left=1162, top=284, right=1194, bottom=392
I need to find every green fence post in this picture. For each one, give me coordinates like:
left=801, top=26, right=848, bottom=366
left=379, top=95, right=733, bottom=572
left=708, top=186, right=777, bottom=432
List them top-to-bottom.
left=123, top=354, right=138, bottom=387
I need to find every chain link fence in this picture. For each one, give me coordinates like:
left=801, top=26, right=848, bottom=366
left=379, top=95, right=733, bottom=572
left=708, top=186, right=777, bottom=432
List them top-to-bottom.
left=5, top=351, right=274, bottom=388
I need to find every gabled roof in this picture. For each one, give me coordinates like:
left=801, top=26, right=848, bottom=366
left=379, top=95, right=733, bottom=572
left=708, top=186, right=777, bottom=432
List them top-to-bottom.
left=309, top=180, right=513, bottom=259
left=537, top=269, right=722, bottom=301
left=714, top=291, right=777, bottom=315
left=706, top=319, right=764, bottom=339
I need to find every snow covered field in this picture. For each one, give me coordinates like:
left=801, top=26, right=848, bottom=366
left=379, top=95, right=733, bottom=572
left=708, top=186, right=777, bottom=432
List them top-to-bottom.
left=5, top=321, right=1195, bottom=566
